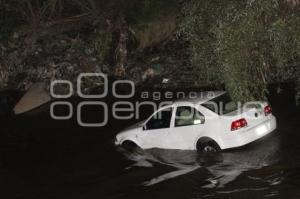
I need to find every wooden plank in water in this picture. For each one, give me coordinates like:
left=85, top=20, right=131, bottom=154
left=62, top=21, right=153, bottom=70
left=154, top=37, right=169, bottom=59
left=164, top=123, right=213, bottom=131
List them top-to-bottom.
left=14, top=83, right=51, bottom=115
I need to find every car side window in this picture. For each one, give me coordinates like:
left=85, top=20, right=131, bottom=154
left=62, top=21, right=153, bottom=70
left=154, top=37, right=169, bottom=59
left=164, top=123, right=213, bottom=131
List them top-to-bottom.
left=175, top=106, right=205, bottom=127
left=145, top=107, right=173, bottom=130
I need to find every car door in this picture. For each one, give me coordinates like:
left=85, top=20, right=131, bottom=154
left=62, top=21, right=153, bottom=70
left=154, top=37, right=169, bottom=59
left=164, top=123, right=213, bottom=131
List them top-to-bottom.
left=168, top=105, right=206, bottom=150
left=141, top=107, right=174, bottom=149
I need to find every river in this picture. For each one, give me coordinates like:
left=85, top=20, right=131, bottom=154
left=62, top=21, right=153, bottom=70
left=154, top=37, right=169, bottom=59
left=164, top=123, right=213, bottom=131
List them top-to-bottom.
left=0, top=88, right=299, bottom=199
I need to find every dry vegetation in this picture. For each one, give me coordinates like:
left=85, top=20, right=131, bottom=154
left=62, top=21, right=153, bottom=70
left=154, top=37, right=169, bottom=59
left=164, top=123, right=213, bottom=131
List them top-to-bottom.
left=0, top=0, right=299, bottom=103
left=0, top=0, right=182, bottom=91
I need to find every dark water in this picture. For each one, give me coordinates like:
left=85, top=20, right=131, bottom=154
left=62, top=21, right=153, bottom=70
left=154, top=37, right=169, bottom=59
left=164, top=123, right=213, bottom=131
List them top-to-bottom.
left=0, top=89, right=300, bottom=199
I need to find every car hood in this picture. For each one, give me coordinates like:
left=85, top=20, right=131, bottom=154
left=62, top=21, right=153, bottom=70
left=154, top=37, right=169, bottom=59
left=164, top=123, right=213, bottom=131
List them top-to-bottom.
left=116, top=120, right=145, bottom=143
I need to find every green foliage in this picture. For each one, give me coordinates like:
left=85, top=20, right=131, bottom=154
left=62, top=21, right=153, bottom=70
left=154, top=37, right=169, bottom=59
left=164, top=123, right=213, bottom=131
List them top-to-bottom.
left=181, top=0, right=300, bottom=102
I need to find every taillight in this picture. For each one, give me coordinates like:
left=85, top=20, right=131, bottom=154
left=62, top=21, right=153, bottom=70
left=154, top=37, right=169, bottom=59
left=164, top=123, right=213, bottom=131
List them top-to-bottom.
left=264, top=105, right=272, bottom=116
left=231, top=118, right=248, bottom=131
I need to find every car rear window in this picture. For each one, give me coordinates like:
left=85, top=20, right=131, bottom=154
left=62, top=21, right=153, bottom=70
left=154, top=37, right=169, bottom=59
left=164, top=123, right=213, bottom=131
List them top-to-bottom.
left=202, top=94, right=238, bottom=115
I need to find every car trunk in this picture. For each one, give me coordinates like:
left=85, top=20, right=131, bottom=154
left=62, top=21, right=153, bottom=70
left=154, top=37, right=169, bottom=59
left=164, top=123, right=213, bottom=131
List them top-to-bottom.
left=223, top=103, right=270, bottom=130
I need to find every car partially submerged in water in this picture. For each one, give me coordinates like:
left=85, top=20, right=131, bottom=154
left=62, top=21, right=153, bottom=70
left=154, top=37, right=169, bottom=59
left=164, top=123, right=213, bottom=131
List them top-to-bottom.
left=115, top=91, right=277, bottom=152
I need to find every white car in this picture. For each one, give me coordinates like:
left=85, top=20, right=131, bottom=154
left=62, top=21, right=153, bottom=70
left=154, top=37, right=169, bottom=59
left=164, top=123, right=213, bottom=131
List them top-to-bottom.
left=115, top=91, right=277, bottom=152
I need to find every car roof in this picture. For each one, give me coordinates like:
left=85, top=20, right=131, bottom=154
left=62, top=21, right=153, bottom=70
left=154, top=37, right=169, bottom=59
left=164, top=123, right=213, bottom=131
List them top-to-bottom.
left=173, top=91, right=226, bottom=105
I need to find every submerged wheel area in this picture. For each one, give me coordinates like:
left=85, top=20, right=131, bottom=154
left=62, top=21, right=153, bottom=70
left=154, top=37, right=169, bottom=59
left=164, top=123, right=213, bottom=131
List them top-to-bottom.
left=196, top=138, right=221, bottom=153
left=121, top=140, right=139, bottom=151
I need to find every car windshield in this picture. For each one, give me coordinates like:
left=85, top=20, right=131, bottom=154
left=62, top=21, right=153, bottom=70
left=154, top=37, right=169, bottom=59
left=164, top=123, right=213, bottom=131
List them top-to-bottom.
left=202, top=94, right=238, bottom=115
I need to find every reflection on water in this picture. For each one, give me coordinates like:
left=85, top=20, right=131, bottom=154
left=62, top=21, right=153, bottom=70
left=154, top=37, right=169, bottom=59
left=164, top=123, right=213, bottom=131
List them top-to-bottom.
left=119, top=133, right=281, bottom=195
